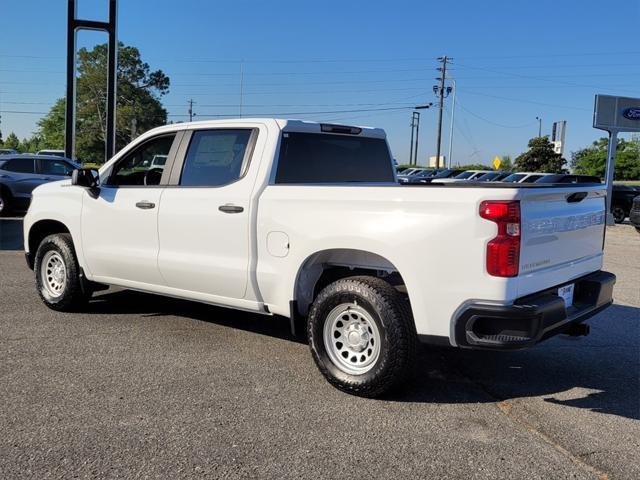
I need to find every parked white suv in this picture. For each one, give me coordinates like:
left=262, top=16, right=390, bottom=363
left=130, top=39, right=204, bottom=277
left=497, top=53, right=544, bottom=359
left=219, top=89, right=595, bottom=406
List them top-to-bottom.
left=23, top=119, right=615, bottom=397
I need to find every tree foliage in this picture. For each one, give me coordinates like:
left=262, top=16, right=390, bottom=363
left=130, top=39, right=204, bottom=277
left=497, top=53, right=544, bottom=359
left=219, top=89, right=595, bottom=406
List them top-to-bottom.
left=35, top=42, right=170, bottom=163
left=513, top=137, right=567, bottom=173
left=571, top=137, right=640, bottom=180
left=500, top=155, right=512, bottom=171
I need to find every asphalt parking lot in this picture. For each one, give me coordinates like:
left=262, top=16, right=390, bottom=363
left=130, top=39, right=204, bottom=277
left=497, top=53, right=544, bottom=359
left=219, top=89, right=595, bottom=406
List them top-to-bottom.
left=0, top=219, right=638, bottom=479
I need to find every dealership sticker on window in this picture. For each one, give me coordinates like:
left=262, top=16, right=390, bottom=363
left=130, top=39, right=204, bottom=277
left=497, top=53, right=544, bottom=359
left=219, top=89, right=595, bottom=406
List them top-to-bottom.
left=558, top=283, right=575, bottom=308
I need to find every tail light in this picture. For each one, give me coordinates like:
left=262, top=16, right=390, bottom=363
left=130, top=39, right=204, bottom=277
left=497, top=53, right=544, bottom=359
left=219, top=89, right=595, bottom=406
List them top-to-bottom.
left=479, top=200, right=521, bottom=277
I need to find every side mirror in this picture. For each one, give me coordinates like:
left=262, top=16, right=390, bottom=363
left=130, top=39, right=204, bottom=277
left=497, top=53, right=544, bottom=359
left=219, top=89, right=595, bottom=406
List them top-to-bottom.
left=71, top=168, right=99, bottom=189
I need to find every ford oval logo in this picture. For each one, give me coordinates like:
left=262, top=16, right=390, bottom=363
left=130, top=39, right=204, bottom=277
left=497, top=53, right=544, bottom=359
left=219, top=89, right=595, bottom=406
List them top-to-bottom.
left=622, top=107, right=640, bottom=120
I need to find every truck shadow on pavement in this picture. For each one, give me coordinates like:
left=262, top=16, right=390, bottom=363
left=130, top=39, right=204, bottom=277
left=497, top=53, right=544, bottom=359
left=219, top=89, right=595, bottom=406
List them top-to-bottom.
left=86, top=289, right=639, bottom=421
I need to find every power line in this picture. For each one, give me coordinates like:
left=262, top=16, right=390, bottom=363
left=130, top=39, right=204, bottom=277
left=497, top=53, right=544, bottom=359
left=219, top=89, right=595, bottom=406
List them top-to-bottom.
left=455, top=99, right=538, bottom=129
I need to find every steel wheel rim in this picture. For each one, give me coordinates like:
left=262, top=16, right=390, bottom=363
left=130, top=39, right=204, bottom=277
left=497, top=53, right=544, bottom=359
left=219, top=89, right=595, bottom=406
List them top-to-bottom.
left=612, top=207, right=625, bottom=222
left=40, top=251, right=66, bottom=298
left=323, top=303, right=381, bottom=375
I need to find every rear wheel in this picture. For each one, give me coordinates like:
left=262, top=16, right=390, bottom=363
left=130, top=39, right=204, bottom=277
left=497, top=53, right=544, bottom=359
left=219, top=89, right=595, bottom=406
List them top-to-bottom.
left=0, top=188, right=11, bottom=216
left=612, top=205, right=627, bottom=224
left=34, top=233, right=92, bottom=311
left=308, top=276, right=417, bottom=398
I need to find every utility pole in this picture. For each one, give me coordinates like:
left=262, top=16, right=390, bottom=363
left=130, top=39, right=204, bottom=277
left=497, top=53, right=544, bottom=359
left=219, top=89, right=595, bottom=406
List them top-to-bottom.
left=434, top=56, right=452, bottom=169
left=188, top=99, right=196, bottom=122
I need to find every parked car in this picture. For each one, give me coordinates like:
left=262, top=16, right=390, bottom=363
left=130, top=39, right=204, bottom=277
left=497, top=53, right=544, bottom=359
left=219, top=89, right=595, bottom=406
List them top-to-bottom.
left=23, top=118, right=615, bottom=397
left=0, top=148, right=19, bottom=155
left=36, top=149, right=66, bottom=157
left=0, top=154, right=79, bottom=215
left=398, top=168, right=436, bottom=184
left=400, top=168, right=464, bottom=185
left=435, top=169, right=493, bottom=183
left=473, top=171, right=510, bottom=182
left=502, top=172, right=547, bottom=183
left=534, top=174, right=601, bottom=184
left=610, top=184, right=640, bottom=223
left=630, top=195, right=640, bottom=233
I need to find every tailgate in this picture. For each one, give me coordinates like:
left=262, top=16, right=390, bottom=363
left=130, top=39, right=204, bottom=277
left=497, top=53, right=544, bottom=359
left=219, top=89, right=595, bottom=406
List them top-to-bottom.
left=517, top=186, right=606, bottom=295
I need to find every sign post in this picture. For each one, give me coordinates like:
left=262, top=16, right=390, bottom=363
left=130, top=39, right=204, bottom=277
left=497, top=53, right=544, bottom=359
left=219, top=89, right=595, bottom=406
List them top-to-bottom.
left=593, top=95, right=640, bottom=225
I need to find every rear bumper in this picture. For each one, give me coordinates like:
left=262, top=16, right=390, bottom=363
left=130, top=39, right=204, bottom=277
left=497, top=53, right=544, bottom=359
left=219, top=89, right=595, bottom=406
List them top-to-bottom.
left=454, top=270, right=615, bottom=350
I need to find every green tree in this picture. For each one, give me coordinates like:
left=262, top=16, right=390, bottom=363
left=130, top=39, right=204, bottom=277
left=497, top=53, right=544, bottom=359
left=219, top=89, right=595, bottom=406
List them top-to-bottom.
left=37, top=42, right=170, bottom=163
left=3, top=132, right=20, bottom=150
left=514, top=137, right=567, bottom=173
left=571, top=137, right=640, bottom=180
left=500, top=155, right=512, bottom=171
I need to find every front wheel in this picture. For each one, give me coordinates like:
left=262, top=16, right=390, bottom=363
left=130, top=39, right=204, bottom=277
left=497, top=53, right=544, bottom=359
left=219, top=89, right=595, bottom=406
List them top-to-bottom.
left=34, top=233, right=92, bottom=311
left=308, top=276, right=417, bottom=398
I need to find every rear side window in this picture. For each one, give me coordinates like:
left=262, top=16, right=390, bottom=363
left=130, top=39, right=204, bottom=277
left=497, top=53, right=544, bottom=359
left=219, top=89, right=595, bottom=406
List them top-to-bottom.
left=180, top=129, right=253, bottom=187
left=275, top=132, right=394, bottom=184
left=1, top=158, right=35, bottom=173
left=39, top=159, right=74, bottom=176
left=522, top=174, right=543, bottom=183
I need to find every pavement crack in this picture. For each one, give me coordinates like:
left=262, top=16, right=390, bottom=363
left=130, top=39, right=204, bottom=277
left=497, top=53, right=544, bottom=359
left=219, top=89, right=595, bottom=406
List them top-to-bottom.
left=496, top=400, right=609, bottom=480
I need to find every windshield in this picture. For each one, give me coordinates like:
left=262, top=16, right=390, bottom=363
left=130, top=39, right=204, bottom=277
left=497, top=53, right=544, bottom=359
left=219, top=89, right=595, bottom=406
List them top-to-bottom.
left=475, top=172, right=500, bottom=181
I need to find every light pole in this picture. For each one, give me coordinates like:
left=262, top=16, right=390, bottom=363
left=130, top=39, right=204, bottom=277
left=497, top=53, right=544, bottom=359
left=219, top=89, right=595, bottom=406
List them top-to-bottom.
left=446, top=79, right=456, bottom=169
left=410, top=104, right=432, bottom=165
left=536, top=116, right=542, bottom=137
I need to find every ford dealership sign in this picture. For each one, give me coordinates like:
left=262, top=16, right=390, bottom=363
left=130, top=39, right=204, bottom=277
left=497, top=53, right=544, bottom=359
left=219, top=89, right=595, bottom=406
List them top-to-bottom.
left=594, top=95, right=640, bottom=132
left=622, top=107, right=640, bottom=121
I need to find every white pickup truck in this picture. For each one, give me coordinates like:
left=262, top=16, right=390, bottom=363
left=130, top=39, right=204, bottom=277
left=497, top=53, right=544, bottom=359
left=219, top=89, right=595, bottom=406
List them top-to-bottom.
left=23, top=119, right=615, bottom=397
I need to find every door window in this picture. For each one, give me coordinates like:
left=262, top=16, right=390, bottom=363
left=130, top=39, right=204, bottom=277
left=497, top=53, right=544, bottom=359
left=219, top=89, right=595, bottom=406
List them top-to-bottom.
left=180, top=129, right=253, bottom=187
left=107, top=134, right=175, bottom=186
left=1, top=158, right=36, bottom=173
left=38, top=159, right=75, bottom=176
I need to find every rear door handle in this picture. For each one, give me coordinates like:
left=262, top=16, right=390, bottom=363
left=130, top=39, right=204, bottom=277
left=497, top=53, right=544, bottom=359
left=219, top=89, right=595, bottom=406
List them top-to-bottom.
left=135, top=201, right=156, bottom=209
left=218, top=204, right=244, bottom=214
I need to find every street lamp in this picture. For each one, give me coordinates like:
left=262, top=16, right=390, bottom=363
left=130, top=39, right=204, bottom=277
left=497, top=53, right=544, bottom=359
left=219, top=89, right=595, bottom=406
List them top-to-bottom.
left=409, top=104, right=433, bottom=165
left=536, top=116, right=542, bottom=137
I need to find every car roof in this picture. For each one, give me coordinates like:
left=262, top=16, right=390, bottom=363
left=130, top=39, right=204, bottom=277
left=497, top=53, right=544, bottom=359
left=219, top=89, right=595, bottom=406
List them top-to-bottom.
left=0, top=153, right=74, bottom=161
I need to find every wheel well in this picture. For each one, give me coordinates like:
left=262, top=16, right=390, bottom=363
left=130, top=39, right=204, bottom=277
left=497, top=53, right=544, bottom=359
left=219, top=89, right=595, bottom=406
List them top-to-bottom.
left=26, top=220, right=70, bottom=268
left=294, top=249, right=406, bottom=316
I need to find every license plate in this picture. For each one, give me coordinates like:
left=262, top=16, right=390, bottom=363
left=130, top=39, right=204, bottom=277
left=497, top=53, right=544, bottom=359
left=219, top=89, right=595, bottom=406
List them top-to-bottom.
left=558, top=283, right=575, bottom=308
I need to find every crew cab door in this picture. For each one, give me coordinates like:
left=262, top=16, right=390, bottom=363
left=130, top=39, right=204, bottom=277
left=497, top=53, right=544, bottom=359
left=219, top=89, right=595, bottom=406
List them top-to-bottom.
left=157, top=127, right=260, bottom=299
left=81, top=133, right=181, bottom=285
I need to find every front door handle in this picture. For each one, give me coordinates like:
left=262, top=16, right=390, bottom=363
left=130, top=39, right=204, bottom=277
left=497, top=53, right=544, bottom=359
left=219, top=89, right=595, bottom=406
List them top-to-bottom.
left=136, top=201, right=156, bottom=209
left=218, top=204, right=244, bottom=214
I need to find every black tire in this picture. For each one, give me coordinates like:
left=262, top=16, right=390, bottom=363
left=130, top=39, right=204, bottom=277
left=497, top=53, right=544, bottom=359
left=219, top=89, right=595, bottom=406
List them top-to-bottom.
left=0, top=187, right=11, bottom=217
left=611, top=205, right=627, bottom=224
left=34, top=233, right=91, bottom=311
left=308, top=276, right=417, bottom=398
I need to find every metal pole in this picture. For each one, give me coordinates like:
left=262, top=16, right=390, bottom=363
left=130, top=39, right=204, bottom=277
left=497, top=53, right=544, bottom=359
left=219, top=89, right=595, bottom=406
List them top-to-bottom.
left=64, top=0, right=77, bottom=159
left=105, top=0, right=118, bottom=160
left=435, top=57, right=448, bottom=169
left=239, top=61, right=244, bottom=118
left=447, top=79, right=456, bottom=169
left=414, top=111, right=420, bottom=166
left=409, top=113, right=415, bottom=166
left=536, top=116, right=542, bottom=137
left=604, top=130, right=618, bottom=225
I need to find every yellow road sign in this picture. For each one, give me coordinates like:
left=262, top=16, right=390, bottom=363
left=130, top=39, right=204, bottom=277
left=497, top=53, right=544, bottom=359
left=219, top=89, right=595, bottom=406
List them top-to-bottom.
left=493, top=156, right=501, bottom=170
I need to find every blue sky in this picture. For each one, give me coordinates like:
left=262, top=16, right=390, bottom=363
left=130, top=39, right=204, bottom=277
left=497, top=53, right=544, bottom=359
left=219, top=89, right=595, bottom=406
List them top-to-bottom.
left=1, top=0, right=639, bottom=165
